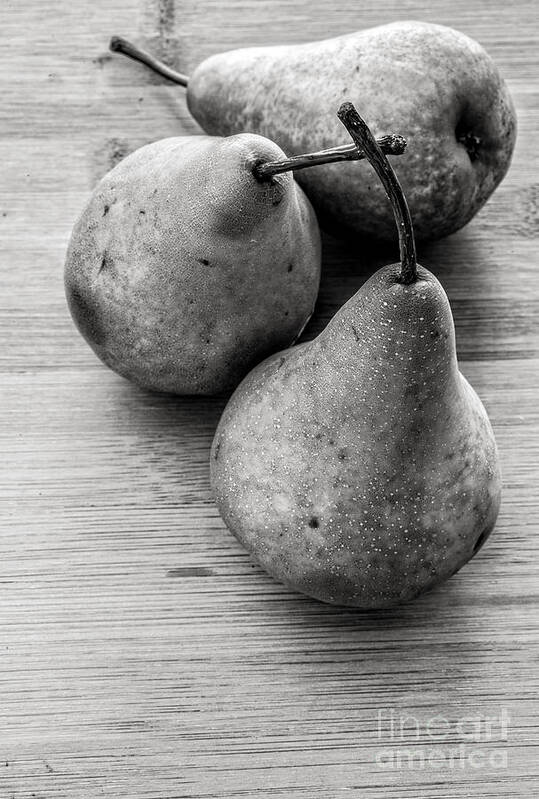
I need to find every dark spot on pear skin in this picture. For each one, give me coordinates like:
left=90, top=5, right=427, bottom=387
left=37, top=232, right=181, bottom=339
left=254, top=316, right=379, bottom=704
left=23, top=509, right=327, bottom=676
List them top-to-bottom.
left=103, top=204, right=109, bottom=216
left=139, top=209, right=146, bottom=215
left=98, top=252, right=112, bottom=274
left=198, top=258, right=211, bottom=266
left=287, top=263, right=294, bottom=272
left=66, top=285, right=106, bottom=346
left=351, top=324, right=360, bottom=341
left=277, top=357, right=286, bottom=369
left=338, top=448, right=347, bottom=461
left=308, top=516, right=319, bottom=529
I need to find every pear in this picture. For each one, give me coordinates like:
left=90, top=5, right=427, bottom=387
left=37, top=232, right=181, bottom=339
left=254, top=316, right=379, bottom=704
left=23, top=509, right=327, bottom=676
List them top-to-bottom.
left=111, top=21, right=516, bottom=243
left=210, top=104, right=501, bottom=608
left=65, top=125, right=406, bottom=394
left=64, top=133, right=322, bottom=395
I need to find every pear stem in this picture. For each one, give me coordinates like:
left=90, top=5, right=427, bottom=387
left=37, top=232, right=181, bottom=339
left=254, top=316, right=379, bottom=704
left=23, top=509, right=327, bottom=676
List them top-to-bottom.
left=109, top=36, right=189, bottom=87
left=338, top=102, right=417, bottom=285
left=255, top=135, right=406, bottom=180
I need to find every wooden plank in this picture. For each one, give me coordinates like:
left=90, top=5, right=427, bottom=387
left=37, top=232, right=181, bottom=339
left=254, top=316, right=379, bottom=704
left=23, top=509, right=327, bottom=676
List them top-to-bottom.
left=1, top=0, right=538, bottom=797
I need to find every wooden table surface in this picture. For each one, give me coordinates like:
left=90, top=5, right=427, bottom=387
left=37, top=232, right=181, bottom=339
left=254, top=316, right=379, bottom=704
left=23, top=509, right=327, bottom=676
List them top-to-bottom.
left=1, top=1, right=538, bottom=797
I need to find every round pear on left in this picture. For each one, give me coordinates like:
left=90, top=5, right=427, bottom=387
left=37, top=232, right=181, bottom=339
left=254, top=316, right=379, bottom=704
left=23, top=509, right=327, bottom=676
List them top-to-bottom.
left=64, top=133, right=321, bottom=395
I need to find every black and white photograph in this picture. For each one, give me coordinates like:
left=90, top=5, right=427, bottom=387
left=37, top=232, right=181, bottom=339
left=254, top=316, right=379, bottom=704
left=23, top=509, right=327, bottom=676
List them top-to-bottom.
left=1, top=0, right=538, bottom=796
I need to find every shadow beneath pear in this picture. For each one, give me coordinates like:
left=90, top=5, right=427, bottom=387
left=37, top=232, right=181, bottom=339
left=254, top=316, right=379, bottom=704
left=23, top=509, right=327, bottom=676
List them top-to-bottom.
left=161, top=90, right=204, bottom=135
left=301, top=222, right=498, bottom=362
left=417, top=223, right=506, bottom=361
left=416, top=224, right=486, bottom=288
left=299, top=228, right=400, bottom=341
left=110, top=376, right=230, bottom=493
left=118, top=376, right=229, bottom=433
left=272, top=568, right=482, bottom=646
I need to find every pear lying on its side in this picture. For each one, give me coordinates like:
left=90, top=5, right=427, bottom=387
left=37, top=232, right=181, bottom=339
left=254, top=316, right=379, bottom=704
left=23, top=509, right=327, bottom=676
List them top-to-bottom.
left=187, top=21, right=516, bottom=242
left=210, top=105, right=501, bottom=608
left=64, top=134, right=321, bottom=394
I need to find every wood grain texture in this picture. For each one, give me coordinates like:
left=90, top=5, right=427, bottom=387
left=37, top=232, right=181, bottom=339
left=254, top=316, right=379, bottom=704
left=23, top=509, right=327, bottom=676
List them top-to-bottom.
left=1, top=0, right=538, bottom=797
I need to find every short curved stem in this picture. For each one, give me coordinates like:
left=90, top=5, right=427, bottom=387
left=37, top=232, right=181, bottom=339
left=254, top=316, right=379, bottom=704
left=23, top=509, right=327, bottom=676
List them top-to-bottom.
left=109, top=36, right=189, bottom=87
left=337, top=102, right=417, bottom=284
left=255, top=134, right=406, bottom=180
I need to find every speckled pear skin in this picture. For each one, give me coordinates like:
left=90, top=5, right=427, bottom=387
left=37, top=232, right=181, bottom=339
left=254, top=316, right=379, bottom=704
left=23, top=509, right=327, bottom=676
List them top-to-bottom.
left=188, top=21, right=516, bottom=242
left=64, top=134, right=321, bottom=395
left=211, top=264, right=501, bottom=608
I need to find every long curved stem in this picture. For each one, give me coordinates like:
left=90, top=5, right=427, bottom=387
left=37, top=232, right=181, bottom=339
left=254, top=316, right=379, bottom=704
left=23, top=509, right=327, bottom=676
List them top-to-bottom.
left=109, top=36, right=189, bottom=87
left=337, top=102, right=417, bottom=284
left=255, top=135, right=406, bottom=180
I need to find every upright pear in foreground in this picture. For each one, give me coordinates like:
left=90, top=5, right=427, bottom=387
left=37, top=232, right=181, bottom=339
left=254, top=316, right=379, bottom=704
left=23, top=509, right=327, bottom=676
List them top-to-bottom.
left=211, top=104, right=501, bottom=608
